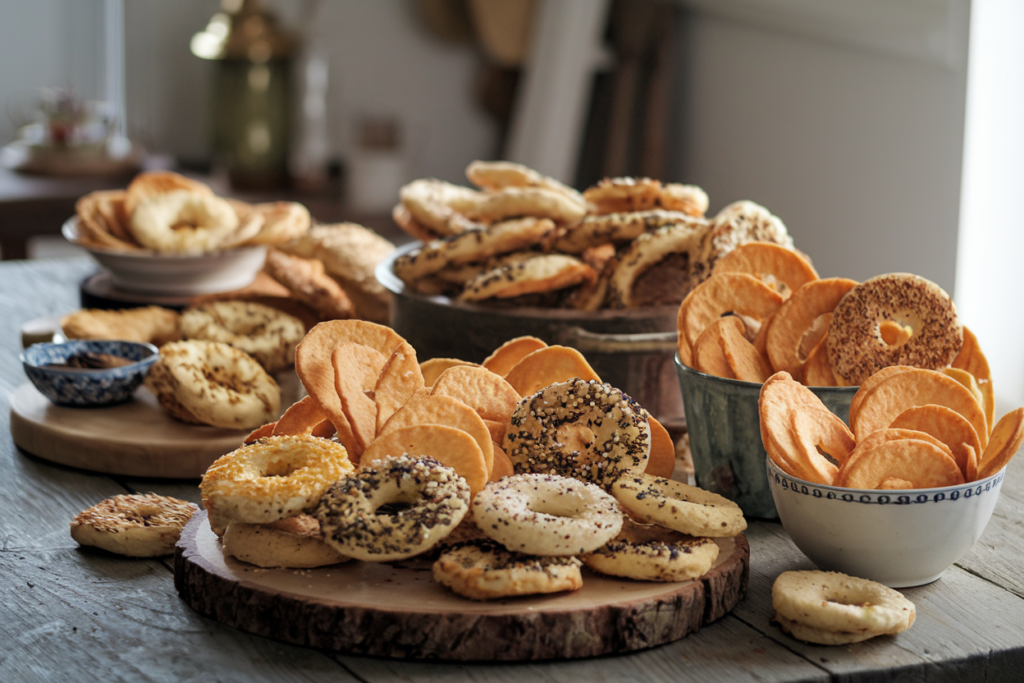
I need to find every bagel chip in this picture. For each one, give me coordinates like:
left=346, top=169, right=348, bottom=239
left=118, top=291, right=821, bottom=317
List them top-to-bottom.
left=712, top=242, right=819, bottom=296
left=679, top=273, right=784, bottom=351
left=766, top=278, right=857, bottom=377
left=719, top=315, right=772, bottom=383
left=692, top=317, right=738, bottom=379
left=952, top=327, right=995, bottom=431
left=482, top=336, right=548, bottom=376
left=801, top=339, right=837, bottom=387
left=374, top=341, right=424, bottom=433
left=332, top=343, right=388, bottom=458
left=503, top=345, right=602, bottom=397
left=420, top=358, right=479, bottom=387
left=430, top=365, right=521, bottom=426
left=847, top=366, right=914, bottom=430
left=940, top=367, right=985, bottom=414
left=850, top=369, right=988, bottom=449
left=380, top=393, right=494, bottom=474
left=273, top=396, right=335, bottom=439
left=890, top=405, right=982, bottom=480
left=977, top=408, right=1024, bottom=479
left=644, top=417, right=676, bottom=479
left=244, top=421, right=277, bottom=444
left=362, top=425, right=488, bottom=497
left=836, top=428, right=957, bottom=487
left=836, top=438, right=964, bottom=490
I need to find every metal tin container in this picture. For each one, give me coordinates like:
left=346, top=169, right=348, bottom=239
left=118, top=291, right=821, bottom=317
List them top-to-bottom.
left=376, top=244, right=683, bottom=423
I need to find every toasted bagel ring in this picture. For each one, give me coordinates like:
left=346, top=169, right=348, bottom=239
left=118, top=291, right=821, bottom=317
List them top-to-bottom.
left=129, top=189, right=239, bottom=253
left=609, top=221, right=706, bottom=308
left=827, top=273, right=962, bottom=385
left=181, top=301, right=305, bottom=373
left=145, top=340, right=281, bottom=430
left=504, top=378, right=651, bottom=487
left=200, top=435, right=353, bottom=534
left=315, top=455, right=470, bottom=561
left=472, top=473, right=623, bottom=556
left=611, top=473, right=747, bottom=537
left=70, top=493, right=198, bottom=557
left=222, top=514, right=349, bottom=568
left=581, top=517, right=720, bottom=582
left=432, top=540, right=583, bottom=600
left=772, top=570, right=915, bottom=642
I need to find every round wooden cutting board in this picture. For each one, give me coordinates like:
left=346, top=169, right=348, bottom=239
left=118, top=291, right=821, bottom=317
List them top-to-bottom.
left=9, top=383, right=249, bottom=478
left=175, top=512, right=750, bottom=660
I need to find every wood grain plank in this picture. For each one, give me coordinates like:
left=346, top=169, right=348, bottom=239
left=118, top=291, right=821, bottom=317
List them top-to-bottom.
left=0, top=548, right=356, bottom=683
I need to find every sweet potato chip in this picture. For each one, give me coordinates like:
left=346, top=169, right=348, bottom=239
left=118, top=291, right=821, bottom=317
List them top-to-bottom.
left=711, top=242, right=819, bottom=296
left=678, top=273, right=784, bottom=351
left=766, top=278, right=858, bottom=377
left=753, top=310, right=775, bottom=358
left=796, top=312, right=832, bottom=366
left=720, top=316, right=772, bottom=383
left=692, top=317, right=738, bottom=379
left=295, top=320, right=405, bottom=454
left=952, top=326, right=995, bottom=432
left=482, top=336, right=548, bottom=376
left=801, top=338, right=836, bottom=387
left=374, top=341, right=424, bottom=434
left=332, top=343, right=388, bottom=459
left=503, top=345, right=602, bottom=397
left=420, top=358, right=479, bottom=387
left=430, top=365, right=521, bottom=426
left=847, top=366, right=914, bottom=430
left=940, top=367, right=984, bottom=414
left=850, top=368, right=988, bottom=449
left=758, top=372, right=855, bottom=484
left=379, top=393, right=494, bottom=474
left=272, top=396, right=336, bottom=438
left=890, top=404, right=981, bottom=480
left=977, top=408, right=1024, bottom=479
left=644, top=417, right=675, bottom=479
left=483, top=419, right=506, bottom=445
left=244, top=421, right=276, bottom=444
left=361, top=425, right=488, bottom=496
left=838, top=428, right=956, bottom=485
left=836, top=438, right=964, bottom=489
left=489, top=442, right=515, bottom=481
left=965, top=444, right=979, bottom=481
left=878, top=477, right=916, bottom=490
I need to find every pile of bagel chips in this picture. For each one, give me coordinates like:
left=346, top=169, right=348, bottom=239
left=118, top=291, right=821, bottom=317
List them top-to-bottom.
left=391, top=161, right=795, bottom=310
left=248, top=322, right=676, bottom=488
left=759, top=369, right=1023, bottom=489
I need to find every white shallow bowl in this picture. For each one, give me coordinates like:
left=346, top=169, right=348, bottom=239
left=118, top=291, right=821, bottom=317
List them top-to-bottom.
left=63, top=216, right=267, bottom=296
left=766, top=456, right=1005, bottom=587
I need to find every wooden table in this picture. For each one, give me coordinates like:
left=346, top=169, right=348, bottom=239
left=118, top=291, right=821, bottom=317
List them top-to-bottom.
left=3, top=257, right=1024, bottom=682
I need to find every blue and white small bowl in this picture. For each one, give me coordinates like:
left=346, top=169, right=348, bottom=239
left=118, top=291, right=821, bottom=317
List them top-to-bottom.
left=21, top=340, right=159, bottom=407
left=766, top=456, right=1005, bottom=587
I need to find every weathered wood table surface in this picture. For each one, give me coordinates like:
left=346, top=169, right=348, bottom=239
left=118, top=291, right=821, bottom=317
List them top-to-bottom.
left=3, top=257, right=1023, bottom=682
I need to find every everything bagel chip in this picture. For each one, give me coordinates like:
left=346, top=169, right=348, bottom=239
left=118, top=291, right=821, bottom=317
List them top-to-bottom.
left=459, top=254, right=596, bottom=302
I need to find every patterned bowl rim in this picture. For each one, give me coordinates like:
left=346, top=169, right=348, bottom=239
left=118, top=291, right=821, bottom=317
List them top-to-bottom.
left=20, top=340, right=159, bottom=374
left=673, top=352, right=859, bottom=395
left=766, top=455, right=1005, bottom=501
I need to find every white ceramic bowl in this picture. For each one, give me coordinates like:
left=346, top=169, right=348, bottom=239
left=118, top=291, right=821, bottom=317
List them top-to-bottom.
left=63, top=216, right=267, bottom=296
left=766, top=456, right=1005, bottom=587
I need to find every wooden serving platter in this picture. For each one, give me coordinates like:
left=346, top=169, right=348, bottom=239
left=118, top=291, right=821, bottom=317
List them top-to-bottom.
left=175, top=512, right=749, bottom=661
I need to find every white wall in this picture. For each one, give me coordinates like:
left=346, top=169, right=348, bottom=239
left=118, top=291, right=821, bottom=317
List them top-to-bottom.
left=0, top=0, right=498, bottom=183
left=669, top=7, right=969, bottom=296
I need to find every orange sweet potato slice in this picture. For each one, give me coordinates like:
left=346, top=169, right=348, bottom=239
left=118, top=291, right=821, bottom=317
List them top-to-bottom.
left=678, top=273, right=784, bottom=351
left=766, top=278, right=858, bottom=377
left=482, top=336, right=549, bottom=376
left=374, top=341, right=424, bottom=434
left=503, top=345, right=602, bottom=397
left=430, top=365, right=521, bottom=426
left=851, top=368, right=988, bottom=449
left=379, top=393, right=494, bottom=475
left=890, top=405, right=981, bottom=480
left=977, top=408, right=1024, bottom=479
left=644, top=417, right=675, bottom=479
left=361, top=425, right=488, bottom=496
left=489, top=442, right=515, bottom=481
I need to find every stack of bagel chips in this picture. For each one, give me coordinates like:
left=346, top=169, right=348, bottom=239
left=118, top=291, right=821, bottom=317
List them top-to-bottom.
left=196, top=319, right=747, bottom=600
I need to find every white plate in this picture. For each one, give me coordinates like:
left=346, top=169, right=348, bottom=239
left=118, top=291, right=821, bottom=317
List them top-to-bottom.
left=63, top=216, right=267, bottom=296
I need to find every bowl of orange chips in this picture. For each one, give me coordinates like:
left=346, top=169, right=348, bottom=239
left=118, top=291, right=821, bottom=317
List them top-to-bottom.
left=761, top=370, right=1023, bottom=586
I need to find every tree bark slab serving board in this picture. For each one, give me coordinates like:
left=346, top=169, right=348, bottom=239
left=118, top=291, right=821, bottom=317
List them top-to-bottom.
left=10, top=383, right=248, bottom=478
left=175, top=512, right=750, bottom=661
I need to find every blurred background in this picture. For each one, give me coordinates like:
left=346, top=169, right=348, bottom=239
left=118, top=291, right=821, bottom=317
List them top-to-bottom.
left=0, top=0, right=1020, bottom=404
